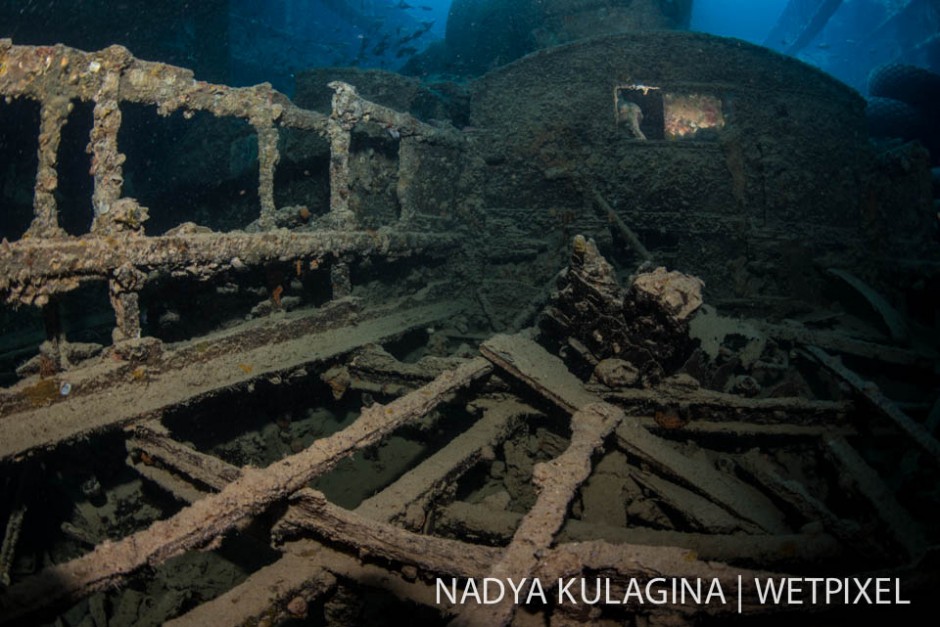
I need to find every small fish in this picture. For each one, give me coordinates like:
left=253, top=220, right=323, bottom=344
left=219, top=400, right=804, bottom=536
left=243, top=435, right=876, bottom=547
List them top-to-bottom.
left=396, top=0, right=414, bottom=9
left=420, top=5, right=433, bottom=10
left=397, top=20, right=434, bottom=45
left=372, top=33, right=391, bottom=56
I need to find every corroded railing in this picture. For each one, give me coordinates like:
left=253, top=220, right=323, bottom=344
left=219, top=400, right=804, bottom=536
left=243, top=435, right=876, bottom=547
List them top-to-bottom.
left=0, top=40, right=463, bottom=342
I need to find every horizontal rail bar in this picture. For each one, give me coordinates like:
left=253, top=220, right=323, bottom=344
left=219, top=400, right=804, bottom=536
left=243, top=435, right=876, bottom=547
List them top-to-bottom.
left=0, top=40, right=327, bottom=132
left=0, top=230, right=457, bottom=305
left=0, top=299, right=466, bottom=460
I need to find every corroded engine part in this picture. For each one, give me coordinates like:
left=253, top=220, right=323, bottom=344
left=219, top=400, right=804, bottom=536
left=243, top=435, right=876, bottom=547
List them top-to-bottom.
left=542, top=235, right=702, bottom=380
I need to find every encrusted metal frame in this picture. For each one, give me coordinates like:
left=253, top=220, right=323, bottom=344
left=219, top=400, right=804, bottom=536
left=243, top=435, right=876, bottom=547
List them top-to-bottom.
left=0, top=40, right=460, bottom=325
left=0, top=41, right=463, bottom=460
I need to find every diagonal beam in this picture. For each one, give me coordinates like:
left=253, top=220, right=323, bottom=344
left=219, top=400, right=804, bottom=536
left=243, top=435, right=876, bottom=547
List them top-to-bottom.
left=480, top=334, right=790, bottom=533
left=804, top=346, right=940, bottom=464
left=0, top=358, right=491, bottom=625
left=166, top=397, right=534, bottom=626
left=450, top=402, right=624, bottom=627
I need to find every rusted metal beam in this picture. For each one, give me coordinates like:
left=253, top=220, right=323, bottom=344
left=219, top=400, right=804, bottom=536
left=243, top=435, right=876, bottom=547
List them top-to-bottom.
left=0, top=41, right=327, bottom=133
left=88, top=47, right=130, bottom=227
left=328, top=81, right=460, bottom=147
left=27, top=97, right=70, bottom=238
left=327, top=117, right=355, bottom=228
left=254, top=122, right=280, bottom=230
left=591, top=186, right=653, bottom=262
left=0, top=230, right=456, bottom=306
left=330, top=257, right=352, bottom=297
left=825, top=268, right=909, bottom=342
left=0, top=299, right=466, bottom=460
left=757, top=320, right=934, bottom=367
left=480, top=333, right=599, bottom=414
left=480, top=334, right=790, bottom=534
left=345, top=345, right=470, bottom=395
left=804, top=346, right=940, bottom=465
left=0, top=357, right=492, bottom=624
left=121, top=375, right=811, bottom=624
left=593, top=384, right=851, bottom=426
left=355, top=397, right=535, bottom=524
left=159, top=398, right=529, bottom=626
left=140, top=399, right=529, bottom=625
left=451, top=402, right=623, bottom=627
left=119, top=403, right=850, bottom=623
left=637, top=417, right=857, bottom=439
left=614, top=418, right=790, bottom=534
left=129, top=424, right=241, bottom=491
left=129, top=424, right=498, bottom=627
left=736, top=448, right=876, bottom=556
left=127, top=456, right=209, bottom=505
left=0, top=468, right=31, bottom=587
left=632, top=470, right=755, bottom=534
left=280, top=490, right=503, bottom=578
left=437, top=501, right=843, bottom=568
left=168, top=539, right=459, bottom=627
left=295, top=543, right=448, bottom=616
left=164, top=547, right=338, bottom=627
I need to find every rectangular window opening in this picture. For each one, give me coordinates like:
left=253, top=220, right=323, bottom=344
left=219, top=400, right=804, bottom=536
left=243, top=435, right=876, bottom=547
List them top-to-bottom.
left=616, top=85, right=726, bottom=142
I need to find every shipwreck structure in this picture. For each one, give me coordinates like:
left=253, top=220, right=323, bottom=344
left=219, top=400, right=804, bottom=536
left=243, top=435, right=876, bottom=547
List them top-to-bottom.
left=0, top=24, right=938, bottom=627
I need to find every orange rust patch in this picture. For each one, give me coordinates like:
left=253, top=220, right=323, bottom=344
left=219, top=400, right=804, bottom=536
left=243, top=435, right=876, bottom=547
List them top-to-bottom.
left=653, top=408, right=687, bottom=430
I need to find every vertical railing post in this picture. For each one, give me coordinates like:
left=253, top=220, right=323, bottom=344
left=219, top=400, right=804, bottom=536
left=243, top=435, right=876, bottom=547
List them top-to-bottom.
left=84, top=46, right=144, bottom=342
left=89, top=46, right=132, bottom=234
left=327, top=81, right=358, bottom=230
left=326, top=82, right=361, bottom=298
left=26, top=95, right=70, bottom=238
left=254, top=117, right=280, bottom=231
left=109, top=262, right=145, bottom=342
left=41, top=297, right=67, bottom=368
